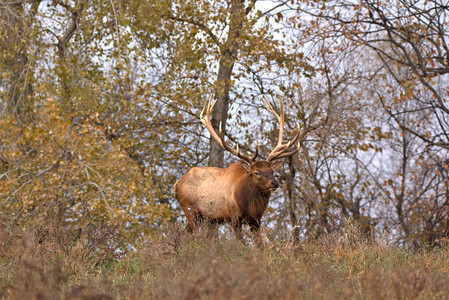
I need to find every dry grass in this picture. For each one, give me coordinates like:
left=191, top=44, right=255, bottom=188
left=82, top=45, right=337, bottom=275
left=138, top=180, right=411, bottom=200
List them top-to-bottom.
left=1, top=222, right=449, bottom=299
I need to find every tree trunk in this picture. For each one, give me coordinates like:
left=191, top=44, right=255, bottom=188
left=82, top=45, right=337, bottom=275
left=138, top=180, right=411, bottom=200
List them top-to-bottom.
left=208, top=0, right=247, bottom=167
left=3, top=2, right=41, bottom=120
left=56, top=3, right=83, bottom=108
left=209, top=62, right=234, bottom=167
left=286, top=156, right=300, bottom=243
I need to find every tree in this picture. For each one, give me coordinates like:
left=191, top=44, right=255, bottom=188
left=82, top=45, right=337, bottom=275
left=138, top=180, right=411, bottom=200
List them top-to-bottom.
left=1, top=0, right=318, bottom=245
left=6, top=0, right=447, bottom=248
left=126, top=0, right=316, bottom=168
left=298, top=0, right=449, bottom=246
left=301, top=0, right=449, bottom=149
left=0, top=1, right=176, bottom=246
left=0, top=1, right=41, bottom=120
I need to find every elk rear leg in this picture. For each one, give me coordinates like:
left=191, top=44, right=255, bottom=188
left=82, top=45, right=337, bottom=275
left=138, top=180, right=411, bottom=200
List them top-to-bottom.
left=182, top=206, right=201, bottom=233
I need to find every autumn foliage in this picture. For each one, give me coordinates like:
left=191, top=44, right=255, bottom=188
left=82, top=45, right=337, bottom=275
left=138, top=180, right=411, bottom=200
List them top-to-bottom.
left=1, top=0, right=449, bottom=250
left=0, top=98, right=173, bottom=245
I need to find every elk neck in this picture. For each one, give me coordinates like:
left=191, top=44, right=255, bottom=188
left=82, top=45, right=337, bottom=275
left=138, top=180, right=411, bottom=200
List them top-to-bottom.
left=235, top=171, right=271, bottom=221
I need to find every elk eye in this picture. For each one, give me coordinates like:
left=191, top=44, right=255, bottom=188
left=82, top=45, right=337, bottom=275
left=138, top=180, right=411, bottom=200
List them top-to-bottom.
left=254, top=171, right=260, bottom=176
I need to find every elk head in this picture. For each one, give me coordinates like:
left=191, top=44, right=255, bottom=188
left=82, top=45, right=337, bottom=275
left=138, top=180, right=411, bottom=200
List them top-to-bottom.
left=242, top=160, right=282, bottom=193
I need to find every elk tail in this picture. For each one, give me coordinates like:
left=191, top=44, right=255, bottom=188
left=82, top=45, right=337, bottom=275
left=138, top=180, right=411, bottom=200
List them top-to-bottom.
left=172, top=180, right=179, bottom=198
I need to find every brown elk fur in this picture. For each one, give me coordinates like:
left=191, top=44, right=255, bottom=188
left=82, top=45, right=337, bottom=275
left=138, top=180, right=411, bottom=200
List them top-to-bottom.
left=173, top=96, right=301, bottom=246
left=173, top=160, right=282, bottom=246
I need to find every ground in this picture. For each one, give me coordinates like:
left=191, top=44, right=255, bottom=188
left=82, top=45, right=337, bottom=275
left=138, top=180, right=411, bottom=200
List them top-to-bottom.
left=1, top=223, right=449, bottom=299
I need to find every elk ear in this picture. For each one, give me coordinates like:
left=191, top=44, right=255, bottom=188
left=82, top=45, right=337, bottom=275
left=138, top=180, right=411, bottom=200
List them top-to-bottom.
left=271, top=160, right=283, bottom=172
left=240, top=161, right=251, bottom=173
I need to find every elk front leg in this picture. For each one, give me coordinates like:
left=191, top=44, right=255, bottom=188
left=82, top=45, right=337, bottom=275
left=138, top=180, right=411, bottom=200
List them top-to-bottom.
left=232, top=217, right=243, bottom=242
left=206, top=218, right=219, bottom=238
left=249, top=219, right=263, bottom=248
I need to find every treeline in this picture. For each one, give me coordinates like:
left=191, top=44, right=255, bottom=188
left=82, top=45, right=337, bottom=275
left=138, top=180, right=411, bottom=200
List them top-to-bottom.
left=0, top=0, right=448, bottom=248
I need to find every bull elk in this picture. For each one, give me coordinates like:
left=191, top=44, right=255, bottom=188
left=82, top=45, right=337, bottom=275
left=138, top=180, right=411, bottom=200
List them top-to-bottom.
left=173, top=96, right=302, bottom=246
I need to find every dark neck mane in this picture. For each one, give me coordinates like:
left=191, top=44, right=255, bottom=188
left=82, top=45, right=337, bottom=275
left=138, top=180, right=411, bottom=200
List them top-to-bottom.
left=236, top=175, right=271, bottom=221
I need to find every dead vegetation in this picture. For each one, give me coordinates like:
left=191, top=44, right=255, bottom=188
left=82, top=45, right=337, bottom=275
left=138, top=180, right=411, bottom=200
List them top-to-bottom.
left=1, top=222, right=449, bottom=299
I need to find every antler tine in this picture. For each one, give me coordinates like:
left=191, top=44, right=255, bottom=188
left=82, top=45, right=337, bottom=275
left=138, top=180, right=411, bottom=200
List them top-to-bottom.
left=200, top=95, right=258, bottom=164
left=200, top=95, right=224, bottom=148
left=263, top=95, right=284, bottom=147
left=263, top=95, right=280, bottom=119
left=264, top=96, right=302, bottom=162
left=218, top=122, right=258, bottom=163
left=267, top=123, right=302, bottom=162
left=251, top=140, right=258, bottom=161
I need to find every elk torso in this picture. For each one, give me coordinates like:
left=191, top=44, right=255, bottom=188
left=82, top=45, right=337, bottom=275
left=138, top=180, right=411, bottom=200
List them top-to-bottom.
left=174, top=162, right=270, bottom=224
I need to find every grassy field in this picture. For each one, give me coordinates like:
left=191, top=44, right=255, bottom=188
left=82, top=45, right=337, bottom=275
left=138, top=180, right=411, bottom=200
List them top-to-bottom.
left=1, top=224, right=449, bottom=299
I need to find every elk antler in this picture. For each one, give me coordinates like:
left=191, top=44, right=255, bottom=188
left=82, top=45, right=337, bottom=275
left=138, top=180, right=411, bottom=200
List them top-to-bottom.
left=200, top=95, right=258, bottom=164
left=263, top=96, right=301, bottom=162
